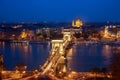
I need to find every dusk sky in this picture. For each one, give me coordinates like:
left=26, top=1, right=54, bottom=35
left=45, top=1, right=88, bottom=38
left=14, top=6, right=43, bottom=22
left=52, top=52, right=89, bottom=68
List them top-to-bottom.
left=0, top=0, right=120, bottom=22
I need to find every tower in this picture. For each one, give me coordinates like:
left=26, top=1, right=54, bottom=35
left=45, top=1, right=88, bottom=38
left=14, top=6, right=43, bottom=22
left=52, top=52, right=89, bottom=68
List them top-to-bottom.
left=72, top=20, right=75, bottom=27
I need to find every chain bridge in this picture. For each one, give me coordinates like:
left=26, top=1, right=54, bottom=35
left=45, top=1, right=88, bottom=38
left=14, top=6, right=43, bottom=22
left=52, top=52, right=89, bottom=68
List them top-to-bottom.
left=41, top=31, right=73, bottom=77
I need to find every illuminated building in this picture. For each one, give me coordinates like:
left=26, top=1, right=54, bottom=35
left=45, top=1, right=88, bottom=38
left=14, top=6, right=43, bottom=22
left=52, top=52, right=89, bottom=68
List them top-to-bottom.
left=62, top=18, right=83, bottom=38
left=71, top=18, right=83, bottom=35
left=72, top=18, right=83, bottom=27
left=12, top=25, right=22, bottom=29
left=103, top=25, right=120, bottom=39
left=103, top=26, right=110, bottom=38
left=36, top=28, right=50, bottom=35
left=20, top=29, right=27, bottom=39
left=28, top=30, right=34, bottom=40
left=117, top=31, right=120, bottom=38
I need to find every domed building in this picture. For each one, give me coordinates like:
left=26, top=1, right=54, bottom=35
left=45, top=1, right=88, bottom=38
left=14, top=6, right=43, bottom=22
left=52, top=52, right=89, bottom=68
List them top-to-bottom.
left=62, top=18, right=83, bottom=40
left=72, top=18, right=83, bottom=27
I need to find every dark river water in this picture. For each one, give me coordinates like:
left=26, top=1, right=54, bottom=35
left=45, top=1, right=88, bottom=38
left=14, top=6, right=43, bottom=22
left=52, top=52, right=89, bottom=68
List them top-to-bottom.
left=0, top=41, right=115, bottom=71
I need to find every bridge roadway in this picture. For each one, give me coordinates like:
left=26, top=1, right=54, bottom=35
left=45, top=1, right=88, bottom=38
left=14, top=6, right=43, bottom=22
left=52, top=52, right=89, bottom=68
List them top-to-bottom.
left=41, top=39, right=70, bottom=75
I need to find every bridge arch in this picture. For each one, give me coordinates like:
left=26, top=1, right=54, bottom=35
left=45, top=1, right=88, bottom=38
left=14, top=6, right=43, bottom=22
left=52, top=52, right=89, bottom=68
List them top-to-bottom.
left=63, top=32, right=72, bottom=41
left=51, top=40, right=64, bottom=55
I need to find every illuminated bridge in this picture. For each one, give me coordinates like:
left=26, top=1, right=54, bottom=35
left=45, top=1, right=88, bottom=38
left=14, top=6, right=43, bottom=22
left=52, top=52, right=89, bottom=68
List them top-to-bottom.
left=41, top=31, right=73, bottom=77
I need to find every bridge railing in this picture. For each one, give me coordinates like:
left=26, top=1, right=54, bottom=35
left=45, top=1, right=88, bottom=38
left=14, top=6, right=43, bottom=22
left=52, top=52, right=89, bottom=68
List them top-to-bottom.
left=41, top=47, right=59, bottom=70
left=41, top=47, right=62, bottom=75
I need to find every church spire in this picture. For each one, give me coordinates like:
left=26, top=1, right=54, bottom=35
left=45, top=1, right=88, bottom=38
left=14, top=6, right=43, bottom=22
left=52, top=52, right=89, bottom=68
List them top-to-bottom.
left=72, top=20, right=75, bottom=27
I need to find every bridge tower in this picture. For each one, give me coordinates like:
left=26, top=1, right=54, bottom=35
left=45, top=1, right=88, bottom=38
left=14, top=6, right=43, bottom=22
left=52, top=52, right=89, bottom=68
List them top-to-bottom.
left=63, top=32, right=73, bottom=41
left=51, top=40, right=64, bottom=55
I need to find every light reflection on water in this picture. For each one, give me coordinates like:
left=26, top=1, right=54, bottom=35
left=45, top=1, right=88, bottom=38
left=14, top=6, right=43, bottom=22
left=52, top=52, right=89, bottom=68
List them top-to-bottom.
left=0, top=42, right=116, bottom=71
left=0, top=42, right=51, bottom=70
left=67, top=43, right=113, bottom=72
left=102, top=45, right=112, bottom=66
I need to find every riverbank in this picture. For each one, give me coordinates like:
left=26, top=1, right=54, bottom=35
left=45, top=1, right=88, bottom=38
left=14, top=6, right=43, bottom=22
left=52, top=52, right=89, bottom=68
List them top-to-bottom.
left=2, top=71, right=112, bottom=80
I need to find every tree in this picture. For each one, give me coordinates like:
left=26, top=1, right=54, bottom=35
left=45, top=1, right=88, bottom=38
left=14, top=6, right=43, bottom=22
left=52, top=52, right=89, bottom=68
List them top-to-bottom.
left=74, top=33, right=81, bottom=38
left=43, top=34, right=47, bottom=39
left=0, top=53, right=3, bottom=80
left=15, top=62, right=27, bottom=78
left=101, top=67, right=107, bottom=74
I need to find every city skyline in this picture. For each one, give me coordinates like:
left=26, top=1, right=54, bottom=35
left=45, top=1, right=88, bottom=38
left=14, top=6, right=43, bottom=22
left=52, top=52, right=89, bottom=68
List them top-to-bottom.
left=0, top=0, right=120, bottom=22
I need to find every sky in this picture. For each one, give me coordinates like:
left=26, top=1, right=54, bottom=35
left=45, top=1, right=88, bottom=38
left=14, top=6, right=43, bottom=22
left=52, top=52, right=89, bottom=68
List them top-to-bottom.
left=0, top=0, right=120, bottom=22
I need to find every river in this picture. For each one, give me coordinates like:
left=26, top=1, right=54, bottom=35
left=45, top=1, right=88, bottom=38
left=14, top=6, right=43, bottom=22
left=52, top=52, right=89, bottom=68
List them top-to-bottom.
left=0, top=41, right=116, bottom=71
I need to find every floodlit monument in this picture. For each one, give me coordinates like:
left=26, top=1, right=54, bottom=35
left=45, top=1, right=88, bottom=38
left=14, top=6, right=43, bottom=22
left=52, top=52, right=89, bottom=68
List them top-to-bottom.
left=72, top=18, right=83, bottom=27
